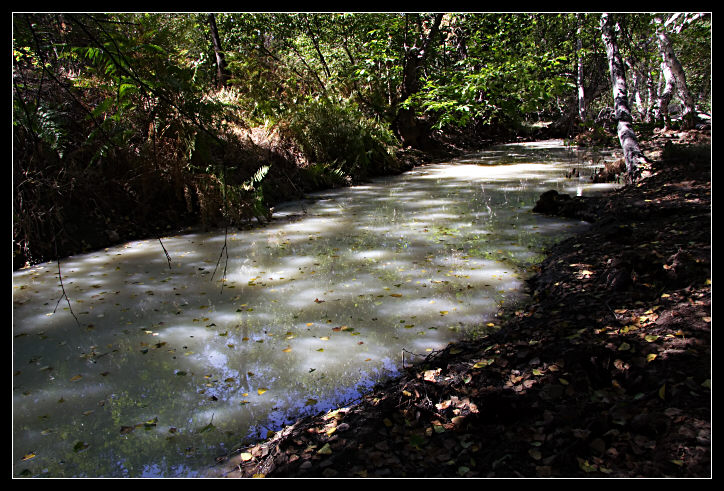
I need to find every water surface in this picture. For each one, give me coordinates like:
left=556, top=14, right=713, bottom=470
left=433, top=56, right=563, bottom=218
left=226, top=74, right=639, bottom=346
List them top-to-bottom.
left=13, top=140, right=619, bottom=477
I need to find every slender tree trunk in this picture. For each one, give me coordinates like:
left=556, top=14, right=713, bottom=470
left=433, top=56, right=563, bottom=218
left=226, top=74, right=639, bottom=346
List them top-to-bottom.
left=208, top=13, right=230, bottom=89
left=600, top=13, right=646, bottom=178
left=576, top=14, right=586, bottom=123
left=654, top=15, right=696, bottom=129
left=656, top=58, right=675, bottom=129
left=626, top=59, right=645, bottom=121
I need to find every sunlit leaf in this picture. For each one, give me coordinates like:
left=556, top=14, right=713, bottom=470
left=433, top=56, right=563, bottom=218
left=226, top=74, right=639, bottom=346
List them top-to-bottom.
left=473, top=359, right=494, bottom=369
left=240, top=452, right=253, bottom=462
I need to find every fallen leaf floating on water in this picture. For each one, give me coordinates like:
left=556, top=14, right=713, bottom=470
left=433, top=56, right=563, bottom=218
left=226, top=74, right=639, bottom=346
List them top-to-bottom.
left=199, top=421, right=215, bottom=433
left=73, top=441, right=89, bottom=453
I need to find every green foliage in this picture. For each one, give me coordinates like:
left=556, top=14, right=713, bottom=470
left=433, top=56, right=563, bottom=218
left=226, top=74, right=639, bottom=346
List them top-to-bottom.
left=11, top=12, right=711, bottom=266
left=409, top=14, right=579, bottom=130
left=288, top=97, right=399, bottom=179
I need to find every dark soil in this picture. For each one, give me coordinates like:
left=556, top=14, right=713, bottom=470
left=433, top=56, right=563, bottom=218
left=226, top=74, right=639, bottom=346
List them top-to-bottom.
left=208, top=129, right=711, bottom=478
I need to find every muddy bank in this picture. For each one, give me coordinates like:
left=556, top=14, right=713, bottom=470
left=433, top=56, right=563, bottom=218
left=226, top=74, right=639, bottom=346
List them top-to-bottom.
left=209, top=131, right=711, bottom=478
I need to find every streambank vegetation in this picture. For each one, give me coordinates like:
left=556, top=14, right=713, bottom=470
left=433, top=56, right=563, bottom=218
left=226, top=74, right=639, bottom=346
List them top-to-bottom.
left=14, top=13, right=710, bottom=269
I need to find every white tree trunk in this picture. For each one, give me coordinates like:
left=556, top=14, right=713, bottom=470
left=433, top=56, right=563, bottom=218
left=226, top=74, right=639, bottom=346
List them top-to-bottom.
left=576, top=14, right=586, bottom=122
left=600, top=14, right=646, bottom=177
left=654, top=15, right=696, bottom=129
left=656, top=58, right=676, bottom=129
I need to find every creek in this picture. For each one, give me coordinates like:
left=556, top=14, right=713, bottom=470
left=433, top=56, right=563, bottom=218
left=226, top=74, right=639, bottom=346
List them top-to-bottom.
left=13, top=140, right=619, bottom=477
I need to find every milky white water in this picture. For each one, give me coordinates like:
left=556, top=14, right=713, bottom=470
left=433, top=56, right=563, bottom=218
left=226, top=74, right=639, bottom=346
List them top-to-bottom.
left=13, top=140, right=619, bottom=477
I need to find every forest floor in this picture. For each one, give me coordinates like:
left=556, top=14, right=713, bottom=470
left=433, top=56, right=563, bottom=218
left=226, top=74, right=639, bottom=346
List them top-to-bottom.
left=209, top=128, right=711, bottom=479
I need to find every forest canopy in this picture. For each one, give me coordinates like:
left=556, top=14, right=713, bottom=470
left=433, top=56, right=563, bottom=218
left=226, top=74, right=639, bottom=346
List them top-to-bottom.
left=12, top=12, right=711, bottom=268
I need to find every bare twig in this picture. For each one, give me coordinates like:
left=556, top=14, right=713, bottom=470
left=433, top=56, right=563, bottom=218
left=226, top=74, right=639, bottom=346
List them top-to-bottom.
left=210, top=224, right=229, bottom=294
left=157, top=237, right=172, bottom=269
left=53, top=256, right=81, bottom=328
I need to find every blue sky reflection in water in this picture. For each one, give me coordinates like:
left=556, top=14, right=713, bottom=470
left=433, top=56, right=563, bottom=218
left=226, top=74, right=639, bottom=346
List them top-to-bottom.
left=12, top=140, right=620, bottom=477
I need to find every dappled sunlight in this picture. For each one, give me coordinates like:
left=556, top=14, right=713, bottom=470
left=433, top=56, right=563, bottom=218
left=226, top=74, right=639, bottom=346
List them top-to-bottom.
left=13, top=140, right=621, bottom=477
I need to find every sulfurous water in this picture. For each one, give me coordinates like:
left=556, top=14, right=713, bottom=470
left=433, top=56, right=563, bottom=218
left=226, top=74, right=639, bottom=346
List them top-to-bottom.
left=13, top=140, right=619, bottom=477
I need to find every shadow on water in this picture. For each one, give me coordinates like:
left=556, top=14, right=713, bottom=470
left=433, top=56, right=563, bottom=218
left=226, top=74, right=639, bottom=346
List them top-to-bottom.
left=13, top=140, right=620, bottom=477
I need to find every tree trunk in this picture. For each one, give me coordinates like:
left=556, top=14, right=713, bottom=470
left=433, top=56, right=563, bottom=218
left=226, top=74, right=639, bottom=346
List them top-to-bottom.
left=208, top=13, right=230, bottom=89
left=394, top=13, right=444, bottom=149
left=600, top=13, right=646, bottom=178
left=576, top=14, right=586, bottom=123
left=654, top=15, right=696, bottom=129
left=655, top=57, right=675, bottom=129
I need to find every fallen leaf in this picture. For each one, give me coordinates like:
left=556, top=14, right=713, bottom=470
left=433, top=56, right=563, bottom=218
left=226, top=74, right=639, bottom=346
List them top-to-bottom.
left=473, top=359, right=494, bottom=369
left=199, top=421, right=215, bottom=433
left=73, top=441, right=89, bottom=452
